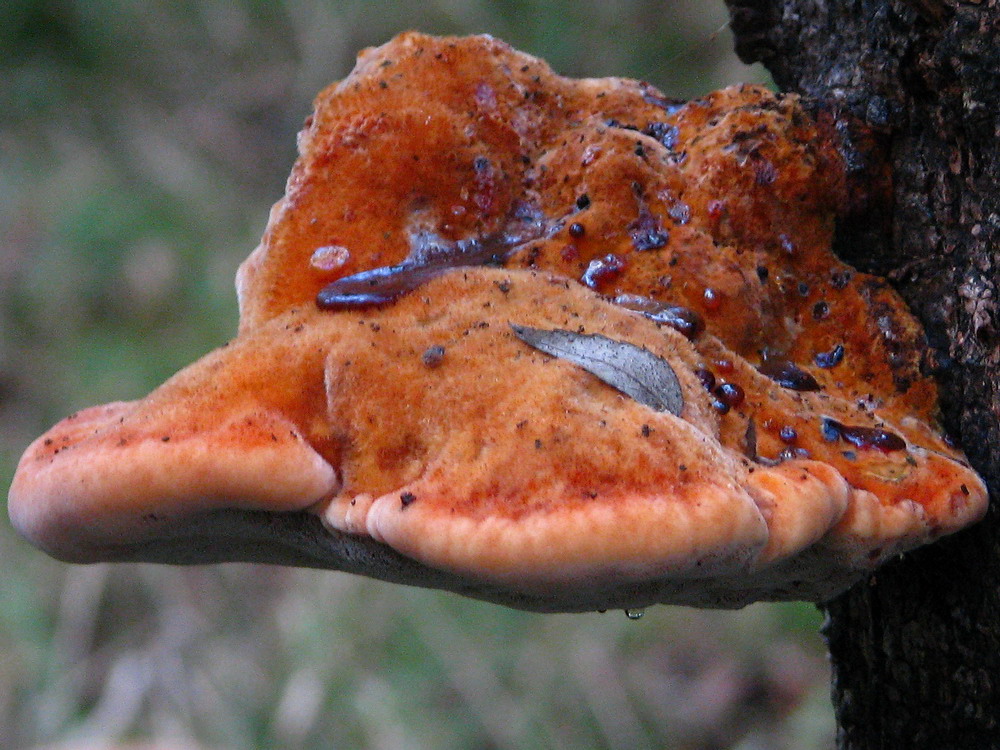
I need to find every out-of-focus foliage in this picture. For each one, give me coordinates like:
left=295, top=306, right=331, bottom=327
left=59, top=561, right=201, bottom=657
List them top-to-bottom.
left=1, top=2, right=834, bottom=749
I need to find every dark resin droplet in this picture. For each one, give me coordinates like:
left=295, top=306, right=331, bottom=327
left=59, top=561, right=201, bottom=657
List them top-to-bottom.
left=640, top=85, right=685, bottom=114
left=642, top=122, right=679, bottom=149
left=754, top=158, right=777, bottom=186
left=667, top=201, right=691, bottom=225
left=629, top=207, right=669, bottom=251
left=318, top=214, right=557, bottom=310
left=316, top=262, right=432, bottom=309
left=830, top=270, right=853, bottom=289
left=612, top=295, right=704, bottom=340
left=648, top=305, right=704, bottom=339
left=814, top=344, right=845, bottom=368
left=421, top=345, right=446, bottom=368
left=759, top=357, right=821, bottom=391
left=694, top=368, right=716, bottom=391
left=714, top=382, right=745, bottom=408
left=821, top=418, right=906, bottom=452
left=821, top=418, right=841, bottom=442
left=779, top=425, right=798, bottom=443
left=845, top=426, right=906, bottom=451
left=778, top=447, right=811, bottom=461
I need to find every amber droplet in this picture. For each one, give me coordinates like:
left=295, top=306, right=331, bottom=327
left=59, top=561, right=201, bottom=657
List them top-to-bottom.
left=310, top=245, right=351, bottom=271
left=581, top=254, right=626, bottom=290
left=703, top=288, right=722, bottom=311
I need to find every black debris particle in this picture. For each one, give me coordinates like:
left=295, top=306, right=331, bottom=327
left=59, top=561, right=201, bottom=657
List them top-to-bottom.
left=422, top=345, right=446, bottom=368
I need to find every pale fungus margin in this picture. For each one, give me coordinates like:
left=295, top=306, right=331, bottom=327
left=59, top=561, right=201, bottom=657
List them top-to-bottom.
left=8, top=33, right=987, bottom=613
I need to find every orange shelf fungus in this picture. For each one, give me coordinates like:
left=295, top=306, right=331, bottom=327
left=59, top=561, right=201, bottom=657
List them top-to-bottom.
left=8, top=33, right=987, bottom=612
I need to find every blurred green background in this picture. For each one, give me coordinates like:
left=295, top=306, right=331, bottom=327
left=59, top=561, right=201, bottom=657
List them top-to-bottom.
left=0, top=1, right=835, bottom=748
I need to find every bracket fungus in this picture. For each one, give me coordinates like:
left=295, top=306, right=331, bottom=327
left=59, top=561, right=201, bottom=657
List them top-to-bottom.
left=8, top=33, right=987, bottom=612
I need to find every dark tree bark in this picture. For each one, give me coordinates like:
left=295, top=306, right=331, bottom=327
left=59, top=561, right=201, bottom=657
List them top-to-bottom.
left=723, top=0, right=1000, bottom=746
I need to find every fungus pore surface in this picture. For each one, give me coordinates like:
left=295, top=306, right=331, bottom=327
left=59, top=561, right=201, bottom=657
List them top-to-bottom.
left=8, top=33, right=988, bottom=611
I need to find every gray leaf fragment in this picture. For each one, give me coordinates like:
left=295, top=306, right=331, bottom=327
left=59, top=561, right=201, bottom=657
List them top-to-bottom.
left=511, top=324, right=684, bottom=416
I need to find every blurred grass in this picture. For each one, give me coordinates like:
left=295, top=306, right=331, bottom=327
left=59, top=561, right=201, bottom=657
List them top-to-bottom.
left=0, top=2, right=834, bottom=749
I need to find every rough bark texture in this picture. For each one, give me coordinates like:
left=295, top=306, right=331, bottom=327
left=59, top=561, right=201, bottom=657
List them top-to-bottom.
left=723, top=0, right=1000, bottom=747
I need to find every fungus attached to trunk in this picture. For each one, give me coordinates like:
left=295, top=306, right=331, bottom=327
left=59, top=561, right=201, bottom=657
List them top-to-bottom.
left=7, top=33, right=987, bottom=612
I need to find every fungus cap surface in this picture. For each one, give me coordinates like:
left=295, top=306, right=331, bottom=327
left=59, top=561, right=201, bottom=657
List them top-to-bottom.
left=8, top=32, right=988, bottom=611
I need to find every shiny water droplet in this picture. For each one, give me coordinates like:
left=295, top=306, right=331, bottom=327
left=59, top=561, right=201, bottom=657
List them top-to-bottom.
left=310, top=245, right=351, bottom=271
left=624, top=608, right=645, bottom=620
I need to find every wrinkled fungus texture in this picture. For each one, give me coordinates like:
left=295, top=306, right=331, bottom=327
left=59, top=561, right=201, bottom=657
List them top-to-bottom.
left=9, top=33, right=987, bottom=610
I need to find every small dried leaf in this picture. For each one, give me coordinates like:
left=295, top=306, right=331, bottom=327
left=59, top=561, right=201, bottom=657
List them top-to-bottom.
left=511, top=325, right=684, bottom=415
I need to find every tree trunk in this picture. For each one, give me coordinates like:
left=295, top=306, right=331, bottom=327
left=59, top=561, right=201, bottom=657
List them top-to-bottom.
left=723, top=0, right=1000, bottom=746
